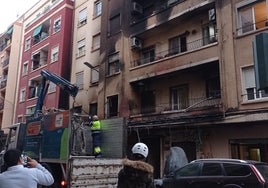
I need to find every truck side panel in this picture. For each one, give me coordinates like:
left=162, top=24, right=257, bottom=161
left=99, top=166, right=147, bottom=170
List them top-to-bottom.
left=69, top=157, right=123, bottom=188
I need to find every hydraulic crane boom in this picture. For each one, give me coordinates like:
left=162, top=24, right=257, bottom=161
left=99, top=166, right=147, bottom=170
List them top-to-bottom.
left=34, top=70, right=78, bottom=116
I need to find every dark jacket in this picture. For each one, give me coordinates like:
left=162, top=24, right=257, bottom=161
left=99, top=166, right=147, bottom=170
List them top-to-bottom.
left=117, top=158, right=155, bottom=188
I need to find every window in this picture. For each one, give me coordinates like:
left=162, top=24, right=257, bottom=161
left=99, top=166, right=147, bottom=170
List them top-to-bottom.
left=94, top=0, right=102, bottom=17
left=237, top=0, right=268, bottom=34
left=78, top=8, right=87, bottom=26
left=109, top=14, right=120, bottom=35
left=53, top=18, right=61, bottom=33
left=32, top=20, right=50, bottom=44
left=202, top=23, right=217, bottom=45
left=92, top=33, right=100, bottom=51
left=169, top=35, right=187, bottom=55
left=25, top=38, right=31, bottom=51
left=77, top=39, right=86, bottom=57
left=51, top=46, right=59, bottom=62
left=141, top=46, right=155, bottom=65
left=31, top=48, right=48, bottom=70
left=107, top=53, right=120, bottom=75
left=22, top=61, right=28, bottom=75
left=91, top=66, right=99, bottom=84
left=242, top=66, right=268, bottom=101
left=76, top=71, right=84, bottom=89
left=206, top=76, right=221, bottom=98
left=28, top=79, right=42, bottom=99
left=48, top=82, right=56, bottom=93
left=171, top=84, right=189, bottom=110
left=19, top=88, right=26, bottom=102
left=141, top=90, right=155, bottom=114
left=107, top=95, right=118, bottom=117
left=89, top=103, right=98, bottom=116
left=26, top=106, right=36, bottom=115
left=17, top=116, right=23, bottom=123
left=175, top=163, right=201, bottom=178
left=202, top=163, right=222, bottom=176
left=223, top=163, right=251, bottom=176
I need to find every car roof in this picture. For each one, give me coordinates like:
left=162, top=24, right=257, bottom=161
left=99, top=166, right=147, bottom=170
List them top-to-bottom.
left=191, top=158, right=267, bottom=165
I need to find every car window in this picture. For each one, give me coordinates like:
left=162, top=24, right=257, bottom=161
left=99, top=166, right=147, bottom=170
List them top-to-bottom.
left=175, top=162, right=200, bottom=178
left=202, top=163, right=223, bottom=176
left=223, top=163, right=251, bottom=176
left=255, top=164, right=268, bottom=181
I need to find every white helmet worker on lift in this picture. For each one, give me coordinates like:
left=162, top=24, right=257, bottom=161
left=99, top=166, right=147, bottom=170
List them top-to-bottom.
left=131, top=142, right=149, bottom=161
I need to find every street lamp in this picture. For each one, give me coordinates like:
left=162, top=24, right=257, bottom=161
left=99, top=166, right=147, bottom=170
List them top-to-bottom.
left=83, top=62, right=99, bottom=72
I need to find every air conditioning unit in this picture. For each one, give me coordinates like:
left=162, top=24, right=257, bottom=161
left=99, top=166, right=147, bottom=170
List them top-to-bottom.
left=167, top=0, right=178, bottom=6
left=132, top=2, right=143, bottom=14
left=131, top=37, right=142, bottom=49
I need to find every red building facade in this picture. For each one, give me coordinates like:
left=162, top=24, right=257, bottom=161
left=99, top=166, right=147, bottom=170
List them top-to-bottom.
left=15, top=0, right=74, bottom=122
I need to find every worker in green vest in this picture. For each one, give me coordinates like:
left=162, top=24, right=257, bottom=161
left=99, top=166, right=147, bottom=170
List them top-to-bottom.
left=90, top=115, right=102, bottom=157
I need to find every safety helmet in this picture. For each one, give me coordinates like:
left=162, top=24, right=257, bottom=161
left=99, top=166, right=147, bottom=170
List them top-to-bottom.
left=93, top=115, right=98, bottom=120
left=131, top=142, right=148, bottom=158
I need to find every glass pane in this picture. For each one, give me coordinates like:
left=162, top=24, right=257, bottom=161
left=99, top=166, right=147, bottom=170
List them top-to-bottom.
left=240, top=7, right=254, bottom=33
left=175, top=163, right=200, bottom=178
left=202, top=163, right=222, bottom=176
left=223, top=163, right=251, bottom=176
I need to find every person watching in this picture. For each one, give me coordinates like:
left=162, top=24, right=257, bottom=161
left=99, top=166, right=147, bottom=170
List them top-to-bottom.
left=117, top=142, right=155, bottom=188
left=0, top=149, right=54, bottom=188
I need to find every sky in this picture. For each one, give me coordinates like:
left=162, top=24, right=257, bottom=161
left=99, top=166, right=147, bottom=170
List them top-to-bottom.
left=0, top=0, right=39, bottom=33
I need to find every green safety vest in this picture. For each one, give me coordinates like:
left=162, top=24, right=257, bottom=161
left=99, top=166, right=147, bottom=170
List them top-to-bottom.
left=91, top=120, right=101, bottom=131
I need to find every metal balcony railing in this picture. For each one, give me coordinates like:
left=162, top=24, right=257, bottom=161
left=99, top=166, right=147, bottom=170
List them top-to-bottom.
left=237, top=19, right=268, bottom=35
left=131, top=34, right=218, bottom=68
left=2, top=58, right=9, bottom=67
left=0, top=80, right=7, bottom=89
left=130, top=95, right=222, bottom=116
left=0, top=101, right=4, bottom=110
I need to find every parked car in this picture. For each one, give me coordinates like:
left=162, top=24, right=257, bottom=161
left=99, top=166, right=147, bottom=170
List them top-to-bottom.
left=155, top=158, right=268, bottom=188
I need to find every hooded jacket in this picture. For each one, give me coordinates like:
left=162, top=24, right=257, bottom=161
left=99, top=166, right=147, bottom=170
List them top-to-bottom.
left=117, top=158, right=155, bottom=188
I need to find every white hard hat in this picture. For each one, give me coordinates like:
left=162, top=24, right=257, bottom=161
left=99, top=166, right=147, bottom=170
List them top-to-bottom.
left=131, top=142, right=148, bottom=158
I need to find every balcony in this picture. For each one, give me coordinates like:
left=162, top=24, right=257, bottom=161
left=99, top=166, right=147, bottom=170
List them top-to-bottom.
left=130, top=0, right=215, bottom=34
left=32, top=20, right=50, bottom=45
left=130, top=34, right=218, bottom=68
left=2, top=58, right=9, bottom=68
left=0, top=79, right=7, bottom=89
left=128, top=96, right=223, bottom=128
left=0, top=101, right=4, bottom=111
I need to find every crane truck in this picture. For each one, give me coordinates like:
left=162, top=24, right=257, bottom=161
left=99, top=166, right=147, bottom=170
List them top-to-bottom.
left=1, top=70, right=125, bottom=188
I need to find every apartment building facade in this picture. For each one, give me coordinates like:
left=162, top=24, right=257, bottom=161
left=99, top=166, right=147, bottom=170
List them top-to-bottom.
left=15, top=0, right=74, bottom=122
left=70, top=0, right=102, bottom=115
left=98, top=0, right=268, bottom=177
left=0, top=21, right=23, bottom=133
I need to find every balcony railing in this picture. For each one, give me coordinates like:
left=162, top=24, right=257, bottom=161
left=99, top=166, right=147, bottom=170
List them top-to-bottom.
left=237, top=19, right=268, bottom=35
left=131, top=34, right=218, bottom=68
left=2, top=58, right=9, bottom=67
left=0, top=79, right=7, bottom=89
left=130, top=95, right=222, bottom=116
left=0, top=101, right=4, bottom=110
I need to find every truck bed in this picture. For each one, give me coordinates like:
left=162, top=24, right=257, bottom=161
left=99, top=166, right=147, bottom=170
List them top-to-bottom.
left=69, top=156, right=123, bottom=188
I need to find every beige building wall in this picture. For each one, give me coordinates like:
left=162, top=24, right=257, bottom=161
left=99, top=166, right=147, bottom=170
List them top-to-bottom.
left=70, top=0, right=101, bottom=114
left=0, top=20, right=23, bottom=133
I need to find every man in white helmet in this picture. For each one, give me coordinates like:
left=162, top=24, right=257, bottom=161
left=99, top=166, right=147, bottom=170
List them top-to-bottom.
left=117, top=142, right=155, bottom=188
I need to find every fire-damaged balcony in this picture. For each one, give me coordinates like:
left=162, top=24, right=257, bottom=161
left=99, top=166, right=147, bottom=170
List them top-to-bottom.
left=130, top=0, right=215, bottom=35
left=130, top=34, right=217, bottom=68
left=128, top=61, right=224, bottom=128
